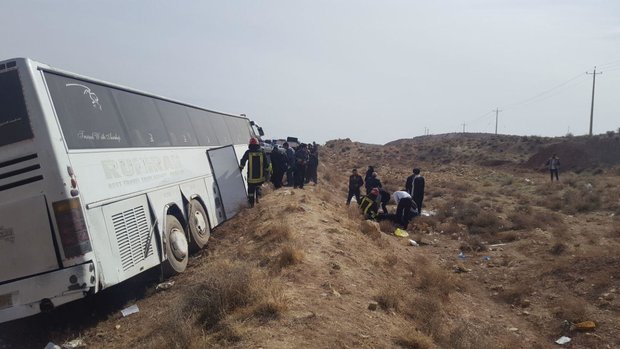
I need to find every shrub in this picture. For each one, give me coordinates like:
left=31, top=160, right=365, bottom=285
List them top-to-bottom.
left=276, top=244, right=304, bottom=269
left=186, top=261, right=257, bottom=328
left=375, top=285, right=405, bottom=312
left=394, top=331, right=437, bottom=349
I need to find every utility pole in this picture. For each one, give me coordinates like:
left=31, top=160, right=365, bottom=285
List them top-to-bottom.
left=586, top=67, right=602, bottom=136
left=494, top=108, right=502, bottom=135
left=461, top=123, right=466, bottom=133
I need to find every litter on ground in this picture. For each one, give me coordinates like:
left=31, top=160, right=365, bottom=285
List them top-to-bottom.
left=394, top=228, right=409, bottom=237
left=155, top=281, right=175, bottom=291
left=120, top=304, right=139, bottom=317
left=555, top=336, right=571, bottom=345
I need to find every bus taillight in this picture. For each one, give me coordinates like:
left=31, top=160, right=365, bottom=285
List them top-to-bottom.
left=67, top=166, right=79, bottom=196
left=52, top=198, right=92, bottom=259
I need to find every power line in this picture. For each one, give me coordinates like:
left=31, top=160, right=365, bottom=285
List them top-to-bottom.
left=502, top=72, right=588, bottom=111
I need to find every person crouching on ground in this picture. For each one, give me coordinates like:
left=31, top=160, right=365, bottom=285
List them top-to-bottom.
left=240, top=137, right=270, bottom=207
left=346, top=168, right=364, bottom=205
left=359, top=187, right=380, bottom=219
left=393, top=190, right=417, bottom=227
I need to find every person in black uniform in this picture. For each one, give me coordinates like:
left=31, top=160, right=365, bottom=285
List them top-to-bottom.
left=240, top=137, right=270, bottom=207
left=294, top=143, right=309, bottom=189
left=306, top=144, right=319, bottom=184
left=270, top=147, right=286, bottom=189
left=365, top=166, right=375, bottom=183
left=346, top=168, right=364, bottom=205
left=405, top=168, right=425, bottom=213
left=365, top=172, right=382, bottom=195
left=378, top=188, right=390, bottom=214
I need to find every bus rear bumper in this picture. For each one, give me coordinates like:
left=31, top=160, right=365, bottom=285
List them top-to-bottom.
left=0, top=262, right=96, bottom=324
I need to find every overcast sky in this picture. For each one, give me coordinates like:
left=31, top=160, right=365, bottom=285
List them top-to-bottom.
left=3, top=1, right=620, bottom=144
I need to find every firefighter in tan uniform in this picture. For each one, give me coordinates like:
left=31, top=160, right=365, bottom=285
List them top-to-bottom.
left=240, top=137, right=270, bottom=207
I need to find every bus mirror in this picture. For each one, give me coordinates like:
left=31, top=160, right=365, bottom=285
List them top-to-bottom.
left=258, top=127, right=264, bottom=136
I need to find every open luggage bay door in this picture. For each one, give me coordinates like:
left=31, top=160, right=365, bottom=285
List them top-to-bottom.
left=207, top=145, right=248, bottom=222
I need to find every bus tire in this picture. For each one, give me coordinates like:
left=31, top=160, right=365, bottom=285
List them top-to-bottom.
left=188, top=200, right=210, bottom=252
left=163, top=214, right=188, bottom=276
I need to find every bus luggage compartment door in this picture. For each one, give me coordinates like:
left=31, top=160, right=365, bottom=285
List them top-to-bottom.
left=206, top=145, right=247, bottom=222
left=0, top=195, right=59, bottom=283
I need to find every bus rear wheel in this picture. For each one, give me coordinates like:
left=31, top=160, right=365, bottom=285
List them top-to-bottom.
left=188, top=200, right=210, bottom=252
left=163, top=214, right=188, bottom=276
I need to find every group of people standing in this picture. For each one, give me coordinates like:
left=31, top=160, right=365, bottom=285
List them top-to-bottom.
left=240, top=138, right=319, bottom=207
left=270, top=142, right=319, bottom=189
left=348, top=166, right=425, bottom=228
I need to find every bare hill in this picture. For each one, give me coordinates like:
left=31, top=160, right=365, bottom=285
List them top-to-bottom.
left=1, top=135, right=619, bottom=349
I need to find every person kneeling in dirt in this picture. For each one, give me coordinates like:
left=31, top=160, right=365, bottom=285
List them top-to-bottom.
left=240, top=137, right=270, bottom=207
left=359, top=187, right=380, bottom=219
left=393, top=190, right=418, bottom=227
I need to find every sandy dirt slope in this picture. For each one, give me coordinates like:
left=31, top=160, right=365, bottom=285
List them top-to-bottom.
left=1, top=135, right=619, bottom=349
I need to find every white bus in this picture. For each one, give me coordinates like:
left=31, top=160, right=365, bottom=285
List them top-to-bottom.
left=0, top=57, right=258, bottom=323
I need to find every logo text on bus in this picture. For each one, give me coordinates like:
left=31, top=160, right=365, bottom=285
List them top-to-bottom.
left=65, top=83, right=102, bottom=110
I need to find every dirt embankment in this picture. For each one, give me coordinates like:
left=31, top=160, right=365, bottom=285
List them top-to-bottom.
left=2, top=134, right=620, bottom=349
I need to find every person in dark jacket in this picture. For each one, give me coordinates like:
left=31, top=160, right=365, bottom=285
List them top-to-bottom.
left=240, top=137, right=270, bottom=207
left=283, top=142, right=295, bottom=187
left=294, top=143, right=309, bottom=189
left=306, top=144, right=319, bottom=184
left=270, top=148, right=286, bottom=189
left=545, top=154, right=560, bottom=181
left=365, top=166, right=375, bottom=182
left=346, top=168, right=364, bottom=205
left=406, top=168, right=425, bottom=213
left=365, top=172, right=382, bottom=195
left=378, top=188, right=390, bottom=214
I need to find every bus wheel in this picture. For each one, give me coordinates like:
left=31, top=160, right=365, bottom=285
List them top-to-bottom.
left=188, top=200, right=210, bottom=252
left=163, top=215, right=188, bottom=275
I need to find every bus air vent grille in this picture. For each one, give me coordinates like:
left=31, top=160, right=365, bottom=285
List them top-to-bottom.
left=112, top=206, right=154, bottom=271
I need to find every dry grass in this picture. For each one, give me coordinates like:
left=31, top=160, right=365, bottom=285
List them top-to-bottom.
left=440, top=201, right=502, bottom=234
left=508, top=209, right=564, bottom=230
left=379, top=220, right=398, bottom=234
left=258, top=221, right=292, bottom=243
left=459, top=235, right=487, bottom=252
left=549, top=241, right=568, bottom=255
left=275, top=244, right=304, bottom=269
left=383, top=253, right=399, bottom=267
left=413, top=256, right=458, bottom=300
left=185, top=259, right=286, bottom=330
left=186, top=261, right=254, bottom=328
left=374, top=284, right=406, bottom=312
left=498, top=284, right=531, bottom=305
left=404, top=295, right=444, bottom=339
left=552, top=296, right=589, bottom=322
left=442, top=323, right=503, bottom=349
left=394, top=330, right=437, bottom=349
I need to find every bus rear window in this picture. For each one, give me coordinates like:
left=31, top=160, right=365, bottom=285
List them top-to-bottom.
left=0, top=70, right=34, bottom=146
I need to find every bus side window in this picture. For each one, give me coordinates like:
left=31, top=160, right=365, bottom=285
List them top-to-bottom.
left=111, top=90, right=171, bottom=147
left=155, top=100, right=198, bottom=146
left=186, top=108, right=220, bottom=146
